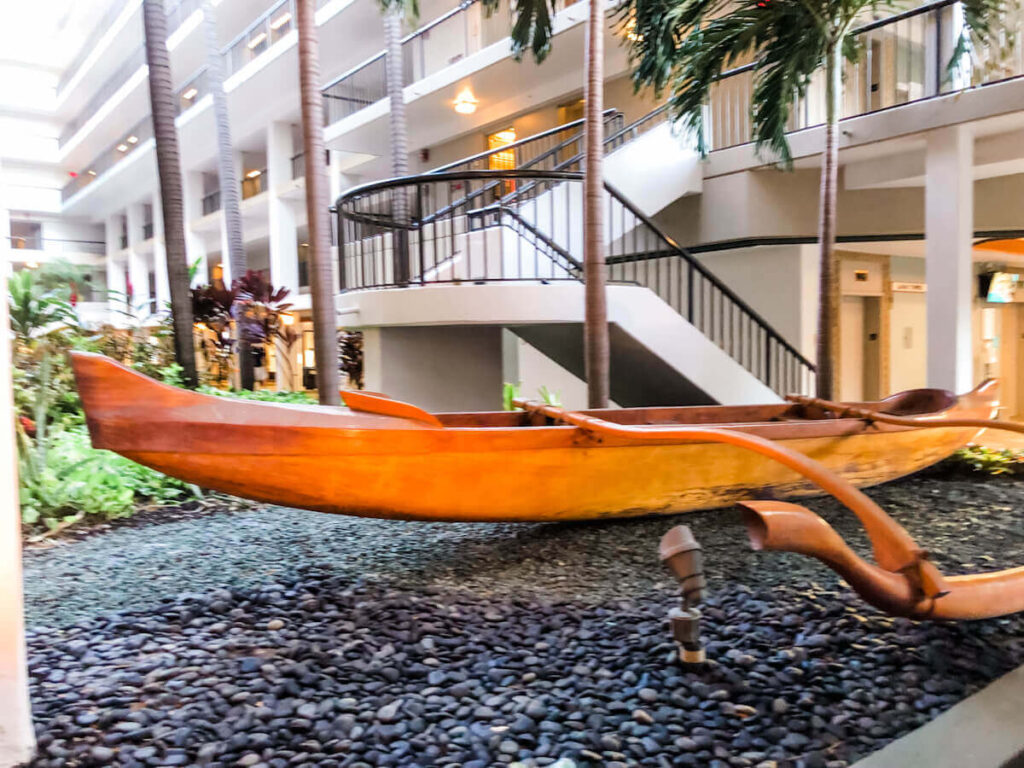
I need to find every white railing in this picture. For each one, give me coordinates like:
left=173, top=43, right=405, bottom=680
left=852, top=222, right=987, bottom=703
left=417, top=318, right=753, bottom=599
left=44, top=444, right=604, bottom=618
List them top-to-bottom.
left=706, top=0, right=1024, bottom=151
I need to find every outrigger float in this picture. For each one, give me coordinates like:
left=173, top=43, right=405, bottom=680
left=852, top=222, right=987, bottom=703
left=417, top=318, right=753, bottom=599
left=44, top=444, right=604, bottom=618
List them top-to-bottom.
left=71, top=351, right=1024, bottom=620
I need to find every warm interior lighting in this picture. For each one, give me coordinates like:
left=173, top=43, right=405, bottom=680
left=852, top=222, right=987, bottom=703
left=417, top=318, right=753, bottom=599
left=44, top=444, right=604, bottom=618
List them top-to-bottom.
left=270, top=11, right=292, bottom=29
left=622, top=16, right=643, bottom=41
left=247, top=31, right=267, bottom=49
left=182, top=87, right=199, bottom=100
left=453, top=87, right=478, bottom=115
left=126, top=135, right=139, bottom=144
left=116, top=143, right=129, bottom=152
left=87, top=169, right=97, bottom=176
left=245, top=169, right=262, bottom=179
left=26, top=261, right=39, bottom=269
left=280, top=313, right=295, bottom=326
left=303, top=349, right=315, bottom=368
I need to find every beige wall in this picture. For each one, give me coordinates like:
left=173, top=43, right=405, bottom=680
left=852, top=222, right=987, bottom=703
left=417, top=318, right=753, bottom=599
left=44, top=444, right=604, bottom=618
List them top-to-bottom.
left=658, top=169, right=1024, bottom=247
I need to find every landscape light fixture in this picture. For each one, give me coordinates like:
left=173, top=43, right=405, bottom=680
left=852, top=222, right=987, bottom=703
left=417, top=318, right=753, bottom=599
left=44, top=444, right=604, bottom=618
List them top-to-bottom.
left=270, top=11, right=292, bottom=29
left=247, top=31, right=267, bottom=49
left=182, top=87, right=198, bottom=100
left=453, top=88, right=478, bottom=115
left=659, top=525, right=706, bottom=665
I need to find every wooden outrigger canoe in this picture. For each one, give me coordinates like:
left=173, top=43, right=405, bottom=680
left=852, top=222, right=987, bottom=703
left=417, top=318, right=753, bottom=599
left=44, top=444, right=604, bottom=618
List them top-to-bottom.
left=70, top=351, right=998, bottom=523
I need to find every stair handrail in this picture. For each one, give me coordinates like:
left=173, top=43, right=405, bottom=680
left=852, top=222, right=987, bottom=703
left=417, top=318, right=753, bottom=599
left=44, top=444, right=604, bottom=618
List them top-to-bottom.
left=337, top=169, right=816, bottom=378
left=602, top=180, right=816, bottom=372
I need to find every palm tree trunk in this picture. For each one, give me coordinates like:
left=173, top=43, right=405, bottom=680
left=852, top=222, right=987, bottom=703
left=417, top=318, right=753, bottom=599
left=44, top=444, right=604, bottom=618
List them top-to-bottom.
left=142, top=0, right=199, bottom=388
left=201, top=0, right=253, bottom=389
left=296, top=0, right=341, bottom=405
left=583, top=0, right=609, bottom=408
left=384, top=8, right=411, bottom=285
left=815, top=42, right=842, bottom=400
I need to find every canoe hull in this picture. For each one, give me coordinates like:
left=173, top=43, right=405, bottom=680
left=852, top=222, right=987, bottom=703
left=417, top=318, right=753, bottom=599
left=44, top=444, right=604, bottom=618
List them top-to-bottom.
left=69, top=352, right=996, bottom=523
left=120, top=425, right=978, bottom=522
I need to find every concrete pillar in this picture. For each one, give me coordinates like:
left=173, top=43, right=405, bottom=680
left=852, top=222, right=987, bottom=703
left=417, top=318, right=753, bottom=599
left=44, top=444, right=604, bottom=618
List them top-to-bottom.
left=267, top=121, right=299, bottom=293
left=925, top=125, right=973, bottom=392
left=0, top=161, right=36, bottom=768
left=183, top=171, right=208, bottom=287
left=150, top=189, right=170, bottom=309
left=125, top=202, right=150, bottom=318
left=104, top=215, right=128, bottom=322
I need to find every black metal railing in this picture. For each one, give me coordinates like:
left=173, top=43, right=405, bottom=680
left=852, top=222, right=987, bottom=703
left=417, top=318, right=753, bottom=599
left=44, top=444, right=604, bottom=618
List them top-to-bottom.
left=337, top=169, right=815, bottom=395
left=202, top=190, right=222, bottom=215
left=142, top=222, right=154, bottom=240
left=6, top=236, right=106, bottom=255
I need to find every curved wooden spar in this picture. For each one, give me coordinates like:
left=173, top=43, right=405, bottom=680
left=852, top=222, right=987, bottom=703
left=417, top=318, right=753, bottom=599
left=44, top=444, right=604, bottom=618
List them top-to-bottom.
left=70, top=352, right=997, bottom=522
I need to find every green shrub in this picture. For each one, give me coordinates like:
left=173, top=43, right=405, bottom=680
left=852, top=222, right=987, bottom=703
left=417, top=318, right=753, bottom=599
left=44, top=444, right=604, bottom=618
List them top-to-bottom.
left=198, top=385, right=314, bottom=404
left=19, top=427, right=198, bottom=531
left=950, top=445, right=1024, bottom=476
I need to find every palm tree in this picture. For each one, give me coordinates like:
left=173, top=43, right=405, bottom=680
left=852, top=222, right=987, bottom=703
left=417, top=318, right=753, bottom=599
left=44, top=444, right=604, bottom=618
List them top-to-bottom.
left=142, top=0, right=199, bottom=387
left=201, top=0, right=253, bottom=389
left=296, top=0, right=342, bottom=405
left=504, top=0, right=610, bottom=407
left=380, top=3, right=411, bottom=284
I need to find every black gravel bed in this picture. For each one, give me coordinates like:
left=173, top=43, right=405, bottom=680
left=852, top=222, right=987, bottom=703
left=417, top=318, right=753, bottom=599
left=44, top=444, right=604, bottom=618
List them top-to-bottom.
left=23, top=473, right=1024, bottom=629
left=25, top=572, right=1024, bottom=768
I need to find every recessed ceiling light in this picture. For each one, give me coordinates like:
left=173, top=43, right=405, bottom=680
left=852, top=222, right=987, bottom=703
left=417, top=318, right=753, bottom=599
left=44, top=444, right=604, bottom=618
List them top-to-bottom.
left=270, top=11, right=291, bottom=29
left=247, top=31, right=267, bottom=49
left=182, top=87, right=198, bottom=100
left=454, top=87, right=478, bottom=115
left=126, top=135, right=139, bottom=144
left=116, top=143, right=129, bottom=152
left=87, top=169, right=97, bottom=176
left=245, top=169, right=262, bottom=178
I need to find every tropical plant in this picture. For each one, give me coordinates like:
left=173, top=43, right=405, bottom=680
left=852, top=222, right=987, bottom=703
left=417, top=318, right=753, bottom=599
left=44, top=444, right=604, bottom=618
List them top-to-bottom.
left=142, top=0, right=199, bottom=387
left=201, top=0, right=253, bottom=389
left=296, top=0, right=342, bottom=405
left=621, top=0, right=1009, bottom=399
left=233, top=271, right=300, bottom=389
left=191, top=283, right=237, bottom=386
left=339, top=330, right=364, bottom=389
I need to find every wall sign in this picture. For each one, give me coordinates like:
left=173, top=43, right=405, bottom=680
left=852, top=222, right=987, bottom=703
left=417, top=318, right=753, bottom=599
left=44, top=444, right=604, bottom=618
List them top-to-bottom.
left=892, top=282, right=926, bottom=293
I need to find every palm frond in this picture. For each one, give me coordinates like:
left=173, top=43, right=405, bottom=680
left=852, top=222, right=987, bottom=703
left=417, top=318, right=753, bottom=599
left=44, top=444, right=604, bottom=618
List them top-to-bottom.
left=507, top=0, right=558, bottom=63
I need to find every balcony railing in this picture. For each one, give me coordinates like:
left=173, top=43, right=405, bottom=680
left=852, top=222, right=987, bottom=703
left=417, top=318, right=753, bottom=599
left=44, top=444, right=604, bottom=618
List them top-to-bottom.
left=59, top=0, right=204, bottom=146
left=224, top=0, right=296, bottom=78
left=322, top=0, right=519, bottom=125
left=706, top=0, right=1024, bottom=151
left=177, top=68, right=210, bottom=115
left=62, top=116, right=153, bottom=202
left=242, top=169, right=268, bottom=199
left=202, top=190, right=222, bottom=215
left=142, top=222, right=154, bottom=241
left=7, top=237, right=106, bottom=255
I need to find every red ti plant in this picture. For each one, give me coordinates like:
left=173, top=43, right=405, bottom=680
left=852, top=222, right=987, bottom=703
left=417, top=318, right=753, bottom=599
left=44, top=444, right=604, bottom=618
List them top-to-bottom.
left=232, top=271, right=301, bottom=388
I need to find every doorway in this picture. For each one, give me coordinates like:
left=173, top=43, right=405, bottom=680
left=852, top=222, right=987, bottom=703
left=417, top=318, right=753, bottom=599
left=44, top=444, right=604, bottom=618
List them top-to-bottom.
left=840, top=295, right=884, bottom=401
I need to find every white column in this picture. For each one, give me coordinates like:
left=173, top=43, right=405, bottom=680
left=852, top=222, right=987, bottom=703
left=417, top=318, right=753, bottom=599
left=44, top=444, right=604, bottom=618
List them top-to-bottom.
left=267, top=121, right=299, bottom=293
left=925, top=125, right=974, bottom=392
left=0, top=161, right=36, bottom=768
left=183, top=171, right=208, bottom=286
left=150, top=189, right=170, bottom=310
left=125, top=202, right=150, bottom=318
left=104, top=215, right=128, bottom=323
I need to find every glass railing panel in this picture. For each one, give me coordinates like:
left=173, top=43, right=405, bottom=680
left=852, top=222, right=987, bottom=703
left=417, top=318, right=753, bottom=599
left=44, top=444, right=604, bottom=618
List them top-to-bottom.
left=177, top=68, right=209, bottom=114
left=202, top=190, right=222, bottom=215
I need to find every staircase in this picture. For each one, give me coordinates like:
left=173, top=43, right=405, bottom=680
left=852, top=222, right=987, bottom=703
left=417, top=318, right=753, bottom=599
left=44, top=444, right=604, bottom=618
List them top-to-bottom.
left=335, top=108, right=816, bottom=403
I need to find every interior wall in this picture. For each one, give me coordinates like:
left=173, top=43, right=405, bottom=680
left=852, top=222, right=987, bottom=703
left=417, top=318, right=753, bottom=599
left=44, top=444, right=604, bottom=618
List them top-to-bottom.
left=696, top=244, right=819, bottom=359
left=888, top=256, right=928, bottom=393
left=365, top=325, right=505, bottom=411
